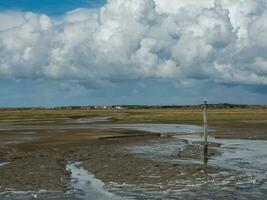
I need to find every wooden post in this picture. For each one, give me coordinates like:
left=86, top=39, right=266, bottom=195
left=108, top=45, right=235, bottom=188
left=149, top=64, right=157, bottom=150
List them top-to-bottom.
left=203, top=100, right=208, bottom=165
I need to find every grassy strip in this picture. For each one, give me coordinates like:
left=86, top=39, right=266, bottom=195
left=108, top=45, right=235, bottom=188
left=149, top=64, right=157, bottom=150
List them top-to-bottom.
left=0, top=108, right=267, bottom=122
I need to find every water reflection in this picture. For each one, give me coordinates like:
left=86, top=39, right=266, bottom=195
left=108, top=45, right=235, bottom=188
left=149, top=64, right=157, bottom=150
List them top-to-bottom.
left=203, top=143, right=208, bottom=166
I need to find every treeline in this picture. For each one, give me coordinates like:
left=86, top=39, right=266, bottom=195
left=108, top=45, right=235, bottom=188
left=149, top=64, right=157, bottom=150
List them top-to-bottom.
left=1, top=103, right=266, bottom=110
left=119, top=103, right=263, bottom=109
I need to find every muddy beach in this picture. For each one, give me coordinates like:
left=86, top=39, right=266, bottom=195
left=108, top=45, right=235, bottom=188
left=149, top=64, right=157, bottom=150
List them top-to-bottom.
left=0, top=114, right=267, bottom=199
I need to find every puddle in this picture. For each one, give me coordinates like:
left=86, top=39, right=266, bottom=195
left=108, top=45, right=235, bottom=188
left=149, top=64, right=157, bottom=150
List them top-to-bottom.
left=74, top=116, right=112, bottom=123
left=102, top=124, right=203, bottom=134
left=20, top=132, right=36, bottom=134
left=0, top=162, right=9, bottom=167
left=66, top=162, right=121, bottom=200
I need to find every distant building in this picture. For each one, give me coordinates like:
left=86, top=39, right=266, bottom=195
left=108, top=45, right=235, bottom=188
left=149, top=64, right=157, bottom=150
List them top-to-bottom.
left=94, top=106, right=113, bottom=109
left=115, top=106, right=125, bottom=110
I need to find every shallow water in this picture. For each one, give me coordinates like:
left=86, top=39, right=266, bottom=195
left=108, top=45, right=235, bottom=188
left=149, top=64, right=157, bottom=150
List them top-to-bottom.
left=116, top=124, right=267, bottom=177
left=121, top=124, right=267, bottom=199
left=177, top=135, right=267, bottom=178
left=66, top=162, right=121, bottom=200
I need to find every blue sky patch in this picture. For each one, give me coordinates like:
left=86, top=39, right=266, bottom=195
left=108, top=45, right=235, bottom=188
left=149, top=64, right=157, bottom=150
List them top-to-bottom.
left=0, top=0, right=106, bottom=15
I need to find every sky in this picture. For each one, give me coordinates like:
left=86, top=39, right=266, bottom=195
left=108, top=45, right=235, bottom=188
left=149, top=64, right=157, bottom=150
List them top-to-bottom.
left=0, top=0, right=267, bottom=107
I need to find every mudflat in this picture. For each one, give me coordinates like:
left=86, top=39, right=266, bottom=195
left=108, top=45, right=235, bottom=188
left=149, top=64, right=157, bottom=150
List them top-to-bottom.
left=0, top=109, right=266, bottom=199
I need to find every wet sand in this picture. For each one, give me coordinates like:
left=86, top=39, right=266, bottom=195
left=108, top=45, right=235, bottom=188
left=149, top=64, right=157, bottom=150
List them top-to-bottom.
left=0, top=117, right=267, bottom=199
left=0, top=127, right=152, bottom=192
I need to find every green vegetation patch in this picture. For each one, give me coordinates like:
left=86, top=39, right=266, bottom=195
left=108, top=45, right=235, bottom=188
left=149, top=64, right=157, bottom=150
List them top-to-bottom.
left=0, top=108, right=267, bottom=122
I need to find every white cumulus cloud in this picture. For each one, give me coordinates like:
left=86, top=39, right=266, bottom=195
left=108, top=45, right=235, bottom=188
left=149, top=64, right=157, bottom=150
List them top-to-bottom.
left=0, top=0, right=267, bottom=87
